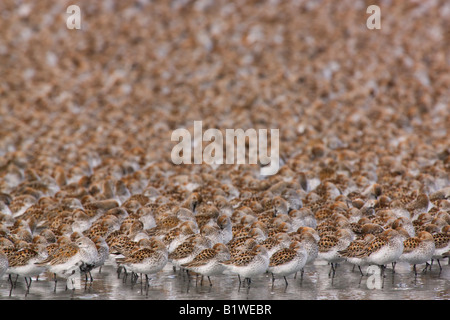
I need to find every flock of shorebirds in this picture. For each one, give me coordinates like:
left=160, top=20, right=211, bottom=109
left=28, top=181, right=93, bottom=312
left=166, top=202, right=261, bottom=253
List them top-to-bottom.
left=0, top=0, right=448, bottom=302
left=0, top=162, right=449, bottom=296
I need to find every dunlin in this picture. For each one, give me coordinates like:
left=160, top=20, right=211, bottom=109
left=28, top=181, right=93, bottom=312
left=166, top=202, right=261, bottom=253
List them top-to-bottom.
left=181, top=192, right=202, bottom=213
left=146, top=215, right=184, bottom=237
left=35, top=237, right=98, bottom=291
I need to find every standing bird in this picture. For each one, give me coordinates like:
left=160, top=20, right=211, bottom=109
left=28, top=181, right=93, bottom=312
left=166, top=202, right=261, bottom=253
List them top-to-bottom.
left=217, top=215, right=233, bottom=244
left=291, top=228, right=319, bottom=279
left=430, top=228, right=450, bottom=271
left=318, top=229, right=354, bottom=277
left=356, top=229, right=404, bottom=279
left=398, top=231, right=436, bottom=276
left=338, top=234, right=376, bottom=276
left=169, top=235, right=212, bottom=270
left=91, top=236, right=110, bottom=274
left=35, top=237, right=98, bottom=292
left=115, top=239, right=168, bottom=294
left=268, top=241, right=307, bottom=287
left=181, top=243, right=230, bottom=286
left=6, top=244, right=48, bottom=294
left=220, top=245, right=270, bottom=288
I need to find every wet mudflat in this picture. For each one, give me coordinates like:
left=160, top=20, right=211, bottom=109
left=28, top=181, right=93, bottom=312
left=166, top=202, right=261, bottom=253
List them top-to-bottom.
left=1, top=260, right=448, bottom=300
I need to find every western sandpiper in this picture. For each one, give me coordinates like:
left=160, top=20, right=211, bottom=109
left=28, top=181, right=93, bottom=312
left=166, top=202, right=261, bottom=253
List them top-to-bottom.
left=288, top=208, right=317, bottom=230
left=217, top=214, right=233, bottom=244
left=291, top=228, right=319, bottom=277
left=318, top=229, right=354, bottom=277
left=356, top=229, right=404, bottom=278
left=430, top=229, right=450, bottom=270
left=399, top=231, right=436, bottom=276
left=260, top=233, right=291, bottom=257
left=338, top=234, right=376, bottom=275
left=168, top=235, right=212, bottom=269
left=91, top=236, right=110, bottom=273
left=115, top=239, right=168, bottom=293
left=268, top=241, right=307, bottom=286
left=181, top=242, right=230, bottom=286
left=6, top=244, right=48, bottom=294
left=220, top=244, right=270, bottom=287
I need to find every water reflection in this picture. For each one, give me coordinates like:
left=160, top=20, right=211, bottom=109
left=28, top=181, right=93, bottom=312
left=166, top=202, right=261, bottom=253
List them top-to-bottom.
left=1, top=261, right=448, bottom=300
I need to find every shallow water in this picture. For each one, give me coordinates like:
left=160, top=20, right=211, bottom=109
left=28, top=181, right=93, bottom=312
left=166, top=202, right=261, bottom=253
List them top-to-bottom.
left=1, top=260, right=448, bottom=300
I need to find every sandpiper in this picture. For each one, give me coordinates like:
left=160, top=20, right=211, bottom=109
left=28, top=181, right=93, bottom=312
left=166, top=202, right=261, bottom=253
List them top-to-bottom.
left=317, top=229, right=354, bottom=277
left=398, top=231, right=436, bottom=276
left=35, top=237, right=98, bottom=291
left=115, top=239, right=168, bottom=293
left=268, top=241, right=307, bottom=286
left=181, top=243, right=230, bottom=286
left=220, top=244, right=270, bottom=288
